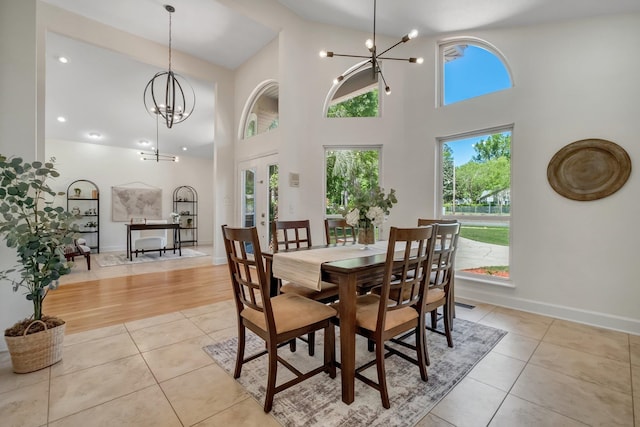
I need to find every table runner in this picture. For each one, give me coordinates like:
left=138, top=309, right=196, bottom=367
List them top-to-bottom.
left=272, top=242, right=388, bottom=290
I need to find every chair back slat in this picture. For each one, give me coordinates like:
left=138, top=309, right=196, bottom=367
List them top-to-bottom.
left=324, top=218, right=356, bottom=244
left=272, top=220, right=312, bottom=252
left=430, top=223, right=460, bottom=290
left=222, top=225, right=275, bottom=330
left=376, top=226, right=436, bottom=327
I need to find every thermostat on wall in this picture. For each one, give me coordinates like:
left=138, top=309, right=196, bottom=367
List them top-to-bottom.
left=289, top=172, right=300, bottom=187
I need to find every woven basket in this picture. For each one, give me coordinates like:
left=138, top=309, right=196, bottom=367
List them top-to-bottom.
left=5, top=320, right=66, bottom=373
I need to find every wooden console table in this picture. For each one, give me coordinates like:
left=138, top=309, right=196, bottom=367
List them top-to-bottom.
left=125, top=223, right=182, bottom=261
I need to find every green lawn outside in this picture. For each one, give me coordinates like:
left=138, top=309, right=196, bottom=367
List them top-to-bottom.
left=459, top=225, right=509, bottom=246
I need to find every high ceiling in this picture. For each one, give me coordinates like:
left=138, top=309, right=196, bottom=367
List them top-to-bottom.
left=42, top=0, right=640, bottom=159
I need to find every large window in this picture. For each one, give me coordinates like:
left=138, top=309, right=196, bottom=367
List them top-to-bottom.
left=440, top=40, right=512, bottom=106
left=440, top=129, right=512, bottom=280
left=325, top=147, right=381, bottom=215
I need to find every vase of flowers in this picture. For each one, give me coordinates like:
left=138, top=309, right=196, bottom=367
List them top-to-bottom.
left=343, top=186, right=398, bottom=248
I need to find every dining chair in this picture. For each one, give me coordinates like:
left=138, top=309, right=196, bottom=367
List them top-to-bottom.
left=324, top=218, right=356, bottom=244
left=417, top=218, right=459, bottom=330
left=272, top=219, right=340, bottom=355
left=221, top=225, right=336, bottom=413
left=333, top=226, right=436, bottom=408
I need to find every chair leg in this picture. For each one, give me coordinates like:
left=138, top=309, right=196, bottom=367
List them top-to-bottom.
left=85, top=253, right=91, bottom=270
left=443, top=304, right=453, bottom=348
left=430, top=310, right=438, bottom=329
left=416, top=318, right=429, bottom=381
left=324, top=323, right=336, bottom=378
left=233, top=324, right=246, bottom=379
left=308, top=331, right=315, bottom=356
left=375, top=337, right=390, bottom=409
left=289, top=338, right=297, bottom=352
left=263, top=339, right=278, bottom=413
left=367, top=339, right=375, bottom=352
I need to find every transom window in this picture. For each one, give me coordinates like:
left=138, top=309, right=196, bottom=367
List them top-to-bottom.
left=440, top=40, right=512, bottom=106
left=325, top=63, right=379, bottom=118
left=241, top=81, right=279, bottom=139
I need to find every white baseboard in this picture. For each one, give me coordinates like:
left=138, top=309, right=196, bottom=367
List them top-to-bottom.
left=456, top=283, right=640, bottom=335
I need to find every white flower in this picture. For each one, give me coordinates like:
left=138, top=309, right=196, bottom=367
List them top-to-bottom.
left=366, top=206, right=385, bottom=227
left=345, top=208, right=360, bottom=227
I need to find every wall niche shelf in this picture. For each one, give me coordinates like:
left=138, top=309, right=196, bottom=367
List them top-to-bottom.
left=67, top=179, right=100, bottom=253
left=173, top=185, right=198, bottom=246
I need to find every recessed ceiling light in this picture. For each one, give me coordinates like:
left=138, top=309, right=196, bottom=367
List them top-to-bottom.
left=57, top=56, right=69, bottom=64
left=57, top=116, right=66, bottom=123
left=88, top=132, right=102, bottom=139
left=138, top=140, right=150, bottom=146
left=181, top=146, right=187, bottom=151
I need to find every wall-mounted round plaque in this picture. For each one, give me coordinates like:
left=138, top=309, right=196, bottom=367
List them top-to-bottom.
left=547, top=139, right=631, bottom=201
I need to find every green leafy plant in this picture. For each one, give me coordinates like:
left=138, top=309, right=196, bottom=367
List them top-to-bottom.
left=0, top=156, right=78, bottom=334
left=342, top=185, right=397, bottom=229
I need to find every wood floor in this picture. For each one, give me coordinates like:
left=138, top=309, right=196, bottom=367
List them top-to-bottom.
left=45, top=265, right=233, bottom=334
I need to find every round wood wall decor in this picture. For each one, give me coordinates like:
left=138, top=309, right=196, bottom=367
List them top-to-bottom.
left=547, top=139, right=631, bottom=201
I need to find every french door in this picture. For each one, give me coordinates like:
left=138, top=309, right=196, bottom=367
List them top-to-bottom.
left=238, top=154, right=278, bottom=250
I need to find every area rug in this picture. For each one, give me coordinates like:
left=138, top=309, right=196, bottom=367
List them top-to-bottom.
left=95, top=248, right=208, bottom=267
left=204, top=319, right=506, bottom=427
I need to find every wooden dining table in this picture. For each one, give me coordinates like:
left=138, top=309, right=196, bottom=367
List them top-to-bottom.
left=263, top=243, right=391, bottom=405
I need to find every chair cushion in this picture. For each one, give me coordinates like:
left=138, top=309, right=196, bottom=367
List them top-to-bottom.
left=134, top=236, right=167, bottom=250
left=280, top=281, right=339, bottom=301
left=426, top=287, right=445, bottom=304
left=241, top=293, right=336, bottom=334
left=333, top=294, right=418, bottom=332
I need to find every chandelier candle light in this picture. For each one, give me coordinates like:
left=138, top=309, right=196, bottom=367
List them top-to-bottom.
left=319, top=0, right=423, bottom=95
left=143, top=4, right=195, bottom=129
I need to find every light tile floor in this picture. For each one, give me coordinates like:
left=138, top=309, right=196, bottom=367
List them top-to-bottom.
left=1, top=266, right=639, bottom=425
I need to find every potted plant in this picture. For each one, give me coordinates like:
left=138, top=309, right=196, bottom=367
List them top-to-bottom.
left=0, top=156, right=78, bottom=373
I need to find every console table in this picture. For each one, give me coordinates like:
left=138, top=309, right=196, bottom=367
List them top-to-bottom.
left=125, top=223, right=182, bottom=261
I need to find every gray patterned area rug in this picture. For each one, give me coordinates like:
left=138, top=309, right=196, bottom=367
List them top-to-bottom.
left=95, top=248, right=207, bottom=267
left=204, top=318, right=506, bottom=427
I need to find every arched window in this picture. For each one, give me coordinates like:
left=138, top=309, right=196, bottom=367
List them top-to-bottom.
left=439, top=38, right=513, bottom=106
left=324, top=62, right=379, bottom=118
left=240, top=81, right=279, bottom=140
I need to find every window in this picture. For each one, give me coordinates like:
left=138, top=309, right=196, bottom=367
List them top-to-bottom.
left=440, top=40, right=512, bottom=106
left=325, top=64, right=379, bottom=118
left=241, top=81, right=279, bottom=139
left=440, top=128, right=512, bottom=280
left=325, top=147, right=381, bottom=215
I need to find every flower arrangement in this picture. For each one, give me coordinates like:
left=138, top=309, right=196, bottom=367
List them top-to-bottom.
left=342, top=186, right=398, bottom=244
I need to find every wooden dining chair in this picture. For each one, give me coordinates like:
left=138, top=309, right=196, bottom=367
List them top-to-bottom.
left=324, top=218, right=356, bottom=244
left=417, top=218, right=459, bottom=330
left=272, top=219, right=340, bottom=355
left=420, top=222, right=460, bottom=364
left=221, top=225, right=336, bottom=413
left=333, top=226, right=436, bottom=408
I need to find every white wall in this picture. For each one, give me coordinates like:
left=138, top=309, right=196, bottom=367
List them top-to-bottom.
left=234, top=7, right=640, bottom=333
left=46, top=139, right=214, bottom=251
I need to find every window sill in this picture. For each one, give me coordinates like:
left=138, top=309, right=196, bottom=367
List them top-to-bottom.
left=455, top=271, right=515, bottom=289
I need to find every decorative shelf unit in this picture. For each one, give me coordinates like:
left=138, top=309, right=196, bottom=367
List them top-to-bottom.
left=67, top=179, right=100, bottom=253
left=173, top=185, right=198, bottom=246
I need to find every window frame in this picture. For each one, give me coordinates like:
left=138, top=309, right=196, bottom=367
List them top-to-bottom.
left=437, top=37, right=514, bottom=107
left=322, top=61, right=383, bottom=118
left=239, top=80, right=279, bottom=140
left=437, top=125, right=514, bottom=286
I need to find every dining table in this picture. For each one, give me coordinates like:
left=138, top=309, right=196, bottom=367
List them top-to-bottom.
left=263, top=241, right=394, bottom=405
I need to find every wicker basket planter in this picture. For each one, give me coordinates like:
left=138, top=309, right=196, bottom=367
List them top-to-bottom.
left=4, top=320, right=66, bottom=373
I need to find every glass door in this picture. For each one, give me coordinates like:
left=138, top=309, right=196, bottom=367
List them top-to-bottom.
left=239, top=154, right=278, bottom=250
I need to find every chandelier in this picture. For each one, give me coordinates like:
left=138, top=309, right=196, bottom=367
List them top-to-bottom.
left=319, top=0, right=423, bottom=95
left=143, top=4, right=195, bottom=129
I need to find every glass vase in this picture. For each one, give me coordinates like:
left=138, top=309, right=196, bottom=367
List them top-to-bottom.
left=357, top=224, right=375, bottom=249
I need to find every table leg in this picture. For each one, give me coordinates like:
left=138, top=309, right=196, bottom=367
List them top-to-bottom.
left=127, top=227, right=132, bottom=261
left=338, top=272, right=357, bottom=404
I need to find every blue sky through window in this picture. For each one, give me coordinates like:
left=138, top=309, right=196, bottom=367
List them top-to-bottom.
left=443, top=44, right=512, bottom=165
left=444, top=45, right=511, bottom=105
